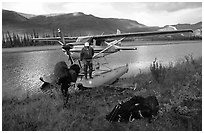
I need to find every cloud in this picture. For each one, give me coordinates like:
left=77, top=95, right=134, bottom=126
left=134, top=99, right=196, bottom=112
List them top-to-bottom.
left=3, top=2, right=46, bottom=14
left=41, top=2, right=71, bottom=13
left=110, top=2, right=202, bottom=26
left=111, top=2, right=202, bottom=13
left=145, top=2, right=202, bottom=12
left=136, top=7, right=202, bottom=26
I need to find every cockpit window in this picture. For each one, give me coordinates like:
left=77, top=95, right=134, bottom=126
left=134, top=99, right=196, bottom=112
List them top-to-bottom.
left=76, top=36, right=92, bottom=43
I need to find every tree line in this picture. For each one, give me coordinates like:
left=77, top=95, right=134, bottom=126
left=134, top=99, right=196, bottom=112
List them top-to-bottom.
left=2, top=30, right=58, bottom=48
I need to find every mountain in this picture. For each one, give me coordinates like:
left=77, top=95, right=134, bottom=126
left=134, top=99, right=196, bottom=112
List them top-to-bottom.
left=2, top=9, right=202, bottom=37
left=2, top=10, right=28, bottom=22
left=2, top=10, right=148, bottom=36
left=2, top=10, right=50, bottom=35
left=18, top=12, right=36, bottom=19
left=27, top=12, right=150, bottom=35
left=161, top=22, right=202, bottom=37
left=171, top=22, right=202, bottom=31
left=158, top=25, right=177, bottom=31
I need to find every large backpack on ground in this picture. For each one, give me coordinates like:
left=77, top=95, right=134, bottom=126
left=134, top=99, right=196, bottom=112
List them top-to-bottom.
left=106, top=96, right=159, bottom=123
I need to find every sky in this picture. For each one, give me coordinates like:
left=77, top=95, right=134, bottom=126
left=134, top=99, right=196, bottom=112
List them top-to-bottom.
left=2, top=0, right=202, bottom=27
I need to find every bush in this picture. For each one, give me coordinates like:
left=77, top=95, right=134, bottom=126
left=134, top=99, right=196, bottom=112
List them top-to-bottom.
left=150, top=58, right=166, bottom=83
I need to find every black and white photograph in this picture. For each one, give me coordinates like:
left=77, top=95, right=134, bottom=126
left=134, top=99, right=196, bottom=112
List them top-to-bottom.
left=2, top=0, right=202, bottom=131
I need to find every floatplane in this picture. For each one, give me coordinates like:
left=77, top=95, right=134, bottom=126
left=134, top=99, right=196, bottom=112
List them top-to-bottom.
left=33, top=28, right=193, bottom=89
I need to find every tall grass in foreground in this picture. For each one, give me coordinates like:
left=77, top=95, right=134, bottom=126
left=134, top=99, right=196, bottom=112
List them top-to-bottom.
left=2, top=56, right=202, bottom=131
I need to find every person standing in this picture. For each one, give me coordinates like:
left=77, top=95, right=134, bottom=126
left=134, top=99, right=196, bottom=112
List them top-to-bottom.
left=80, top=42, right=94, bottom=79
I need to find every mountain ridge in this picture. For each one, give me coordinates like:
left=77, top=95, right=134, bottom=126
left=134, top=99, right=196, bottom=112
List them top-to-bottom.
left=2, top=9, right=202, bottom=36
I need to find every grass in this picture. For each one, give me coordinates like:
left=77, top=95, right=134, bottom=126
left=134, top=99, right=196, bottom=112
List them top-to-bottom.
left=2, top=56, right=202, bottom=131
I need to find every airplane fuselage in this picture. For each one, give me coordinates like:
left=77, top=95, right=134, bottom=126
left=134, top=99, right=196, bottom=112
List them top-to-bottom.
left=68, top=45, right=119, bottom=60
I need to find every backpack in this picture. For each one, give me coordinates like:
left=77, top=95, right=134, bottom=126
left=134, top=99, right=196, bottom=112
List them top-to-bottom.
left=106, top=96, right=159, bottom=123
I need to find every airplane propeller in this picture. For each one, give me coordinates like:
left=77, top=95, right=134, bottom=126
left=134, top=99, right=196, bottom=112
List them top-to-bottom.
left=58, top=29, right=74, bottom=64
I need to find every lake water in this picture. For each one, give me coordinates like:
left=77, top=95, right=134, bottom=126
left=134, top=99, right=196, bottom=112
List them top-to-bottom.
left=2, top=41, right=202, bottom=99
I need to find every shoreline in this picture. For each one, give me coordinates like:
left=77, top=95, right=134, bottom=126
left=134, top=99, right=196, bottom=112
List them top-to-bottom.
left=2, top=40, right=201, bottom=53
left=2, top=45, right=61, bottom=53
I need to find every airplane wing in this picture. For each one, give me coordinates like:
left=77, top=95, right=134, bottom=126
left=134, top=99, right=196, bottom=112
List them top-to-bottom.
left=32, top=29, right=193, bottom=43
left=93, top=29, right=193, bottom=40
left=32, top=36, right=77, bottom=42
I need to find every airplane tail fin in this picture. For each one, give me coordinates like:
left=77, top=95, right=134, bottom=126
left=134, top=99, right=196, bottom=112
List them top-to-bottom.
left=116, top=29, right=122, bottom=46
left=117, top=29, right=121, bottom=35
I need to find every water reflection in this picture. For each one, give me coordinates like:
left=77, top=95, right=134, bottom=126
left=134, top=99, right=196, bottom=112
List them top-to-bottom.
left=104, top=41, right=202, bottom=77
left=2, top=50, right=69, bottom=99
left=18, top=51, right=53, bottom=96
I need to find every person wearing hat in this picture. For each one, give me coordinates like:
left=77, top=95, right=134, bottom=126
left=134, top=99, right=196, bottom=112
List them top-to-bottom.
left=80, top=42, right=94, bottom=79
